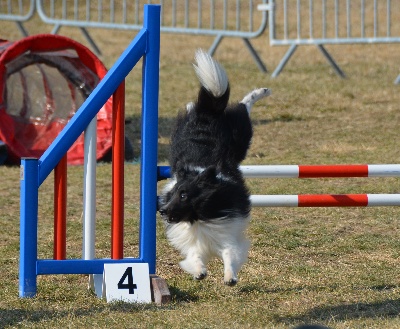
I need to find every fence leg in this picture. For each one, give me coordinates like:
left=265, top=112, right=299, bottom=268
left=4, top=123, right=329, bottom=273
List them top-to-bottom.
left=16, top=22, right=29, bottom=37
left=51, top=24, right=61, bottom=34
left=79, top=27, right=102, bottom=56
left=208, top=35, right=223, bottom=56
left=209, top=35, right=267, bottom=73
left=242, top=38, right=267, bottom=72
left=271, top=44, right=298, bottom=78
left=317, top=45, right=346, bottom=78
left=19, top=158, right=39, bottom=297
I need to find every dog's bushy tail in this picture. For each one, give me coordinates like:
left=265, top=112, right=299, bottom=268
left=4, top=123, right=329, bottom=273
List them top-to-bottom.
left=193, top=49, right=230, bottom=114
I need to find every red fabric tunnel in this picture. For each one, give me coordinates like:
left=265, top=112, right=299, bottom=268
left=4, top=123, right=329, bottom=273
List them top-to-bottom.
left=0, top=34, right=113, bottom=165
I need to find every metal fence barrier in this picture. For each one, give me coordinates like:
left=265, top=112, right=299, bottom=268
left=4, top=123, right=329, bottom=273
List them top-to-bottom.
left=0, top=0, right=35, bottom=36
left=35, top=0, right=268, bottom=72
left=259, top=0, right=400, bottom=82
left=3, top=1, right=399, bottom=80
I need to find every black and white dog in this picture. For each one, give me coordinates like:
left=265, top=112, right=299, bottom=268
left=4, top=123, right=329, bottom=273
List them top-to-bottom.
left=159, top=49, right=270, bottom=286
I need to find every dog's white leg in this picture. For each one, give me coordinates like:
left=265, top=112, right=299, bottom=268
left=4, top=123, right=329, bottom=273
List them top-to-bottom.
left=240, top=88, right=271, bottom=114
left=221, top=237, right=250, bottom=286
left=179, top=247, right=208, bottom=280
left=221, top=248, right=238, bottom=286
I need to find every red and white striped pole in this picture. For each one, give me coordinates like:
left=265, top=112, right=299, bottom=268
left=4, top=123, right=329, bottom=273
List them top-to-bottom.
left=240, top=164, right=400, bottom=207
left=241, top=164, right=400, bottom=178
left=251, top=194, right=400, bottom=207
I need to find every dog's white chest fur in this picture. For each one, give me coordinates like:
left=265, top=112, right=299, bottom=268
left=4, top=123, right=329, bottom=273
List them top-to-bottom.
left=165, top=217, right=250, bottom=285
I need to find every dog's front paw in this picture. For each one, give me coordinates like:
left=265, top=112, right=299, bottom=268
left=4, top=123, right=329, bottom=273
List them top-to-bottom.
left=179, top=259, right=207, bottom=281
left=223, top=269, right=238, bottom=286
left=194, top=271, right=208, bottom=281
left=224, top=278, right=237, bottom=286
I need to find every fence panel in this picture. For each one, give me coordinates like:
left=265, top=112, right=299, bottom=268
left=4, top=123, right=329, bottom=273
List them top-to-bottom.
left=0, top=0, right=35, bottom=35
left=36, top=0, right=268, bottom=71
left=260, top=0, right=400, bottom=81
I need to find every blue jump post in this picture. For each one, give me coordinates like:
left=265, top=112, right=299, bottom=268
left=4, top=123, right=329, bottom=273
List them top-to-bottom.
left=19, top=4, right=161, bottom=298
left=139, top=4, right=160, bottom=275
left=19, top=158, right=39, bottom=297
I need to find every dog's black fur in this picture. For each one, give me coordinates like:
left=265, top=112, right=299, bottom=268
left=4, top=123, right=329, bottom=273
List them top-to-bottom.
left=161, top=85, right=253, bottom=224
left=170, top=86, right=253, bottom=174
left=160, top=165, right=250, bottom=224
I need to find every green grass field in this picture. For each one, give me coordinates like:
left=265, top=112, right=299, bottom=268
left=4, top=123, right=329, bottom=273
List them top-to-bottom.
left=1, top=12, right=400, bottom=329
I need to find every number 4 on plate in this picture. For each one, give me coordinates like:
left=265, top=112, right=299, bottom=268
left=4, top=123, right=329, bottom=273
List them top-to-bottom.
left=102, top=263, right=152, bottom=303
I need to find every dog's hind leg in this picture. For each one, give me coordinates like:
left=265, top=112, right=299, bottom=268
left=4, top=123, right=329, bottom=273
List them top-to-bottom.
left=240, top=88, right=271, bottom=114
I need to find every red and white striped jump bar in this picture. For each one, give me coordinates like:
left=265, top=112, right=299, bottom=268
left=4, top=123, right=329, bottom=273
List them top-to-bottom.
left=240, top=164, right=400, bottom=178
left=241, top=165, right=400, bottom=207
left=250, top=194, right=400, bottom=207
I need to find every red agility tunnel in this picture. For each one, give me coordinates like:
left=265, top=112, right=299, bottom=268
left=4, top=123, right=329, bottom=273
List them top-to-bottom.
left=0, top=34, right=113, bottom=165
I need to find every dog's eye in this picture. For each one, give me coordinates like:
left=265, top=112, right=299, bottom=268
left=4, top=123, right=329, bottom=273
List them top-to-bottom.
left=180, top=192, right=187, bottom=201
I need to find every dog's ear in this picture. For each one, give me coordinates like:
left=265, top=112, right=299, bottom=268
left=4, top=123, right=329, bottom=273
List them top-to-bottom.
left=176, top=166, right=188, bottom=180
left=198, top=166, right=218, bottom=185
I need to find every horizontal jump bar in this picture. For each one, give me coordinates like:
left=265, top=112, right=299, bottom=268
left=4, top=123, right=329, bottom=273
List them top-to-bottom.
left=158, top=164, right=400, bottom=180
left=241, top=164, right=400, bottom=178
left=250, top=194, right=400, bottom=207
left=37, top=258, right=144, bottom=275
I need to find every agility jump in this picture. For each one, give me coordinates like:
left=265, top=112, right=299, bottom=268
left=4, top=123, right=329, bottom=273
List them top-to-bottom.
left=19, top=4, right=400, bottom=300
left=19, top=4, right=160, bottom=298
left=158, top=164, right=400, bottom=207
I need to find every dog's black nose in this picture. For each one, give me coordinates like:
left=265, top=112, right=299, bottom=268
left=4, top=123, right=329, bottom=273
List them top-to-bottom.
left=159, top=207, right=167, bottom=216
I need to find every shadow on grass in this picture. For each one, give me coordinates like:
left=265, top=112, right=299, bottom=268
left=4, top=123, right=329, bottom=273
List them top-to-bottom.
left=0, top=112, right=294, bottom=167
left=0, top=112, right=287, bottom=167
left=125, top=112, right=298, bottom=163
left=252, top=113, right=304, bottom=126
left=125, top=114, right=176, bottom=163
left=0, top=115, right=176, bottom=166
left=239, top=283, right=400, bottom=324
left=0, top=286, right=199, bottom=327
left=168, top=286, right=200, bottom=303
left=279, top=298, right=400, bottom=324
left=0, top=303, right=158, bottom=328
left=0, top=308, right=124, bottom=328
left=0, top=309, right=54, bottom=328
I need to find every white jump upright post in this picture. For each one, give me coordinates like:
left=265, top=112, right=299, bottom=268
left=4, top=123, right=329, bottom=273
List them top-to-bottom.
left=83, top=117, right=98, bottom=292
